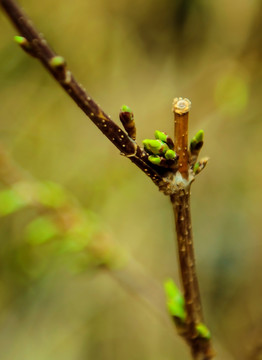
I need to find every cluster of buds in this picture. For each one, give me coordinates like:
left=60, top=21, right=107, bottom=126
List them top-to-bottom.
left=119, top=103, right=207, bottom=176
left=143, top=131, right=178, bottom=168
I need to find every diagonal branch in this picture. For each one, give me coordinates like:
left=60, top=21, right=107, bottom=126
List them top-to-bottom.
left=0, top=0, right=167, bottom=190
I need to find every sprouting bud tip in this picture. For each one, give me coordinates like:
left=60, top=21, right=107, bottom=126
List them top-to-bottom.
left=14, top=35, right=27, bottom=45
left=121, top=105, right=132, bottom=113
left=195, top=129, right=204, bottom=143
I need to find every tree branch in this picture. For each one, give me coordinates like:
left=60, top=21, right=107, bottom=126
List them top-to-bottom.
left=1, top=1, right=214, bottom=358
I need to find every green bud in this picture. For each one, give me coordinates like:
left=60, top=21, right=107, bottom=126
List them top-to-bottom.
left=14, top=35, right=28, bottom=46
left=14, top=35, right=35, bottom=57
left=49, top=56, right=66, bottom=68
left=119, top=105, right=136, bottom=140
left=190, top=130, right=204, bottom=150
left=143, top=139, right=169, bottom=155
left=165, top=149, right=176, bottom=160
left=148, top=155, right=161, bottom=165
left=148, top=155, right=176, bottom=168
left=164, top=279, right=186, bottom=322
left=196, top=323, right=211, bottom=340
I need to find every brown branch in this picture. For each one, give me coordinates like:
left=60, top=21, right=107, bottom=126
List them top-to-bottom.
left=0, top=0, right=167, bottom=191
left=170, top=99, right=214, bottom=359
left=171, top=190, right=201, bottom=337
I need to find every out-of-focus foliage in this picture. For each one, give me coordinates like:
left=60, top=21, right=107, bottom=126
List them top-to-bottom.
left=0, top=0, right=262, bottom=359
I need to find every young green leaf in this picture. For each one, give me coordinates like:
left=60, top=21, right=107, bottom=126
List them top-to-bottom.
left=164, top=278, right=186, bottom=322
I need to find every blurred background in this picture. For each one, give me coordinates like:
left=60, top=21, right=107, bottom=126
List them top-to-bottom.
left=0, top=0, right=262, bottom=359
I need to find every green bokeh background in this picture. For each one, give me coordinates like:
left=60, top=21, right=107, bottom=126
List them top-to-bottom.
left=0, top=0, right=262, bottom=359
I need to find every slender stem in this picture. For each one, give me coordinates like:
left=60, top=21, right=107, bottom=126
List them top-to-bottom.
left=170, top=99, right=214, bottom=359
left=171, top=190, right=202, bottom=338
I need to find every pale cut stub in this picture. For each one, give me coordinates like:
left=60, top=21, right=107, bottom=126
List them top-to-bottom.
left=173, top=98, right=192, bottom=115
